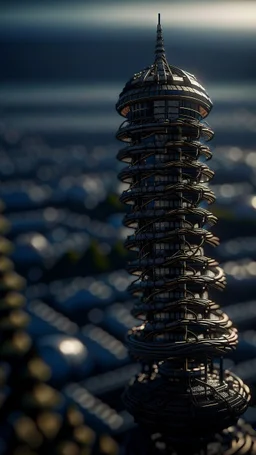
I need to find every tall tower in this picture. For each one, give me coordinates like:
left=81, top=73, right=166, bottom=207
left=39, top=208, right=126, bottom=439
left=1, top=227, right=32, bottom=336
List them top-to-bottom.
left=116, top=14, right=250, bottom=449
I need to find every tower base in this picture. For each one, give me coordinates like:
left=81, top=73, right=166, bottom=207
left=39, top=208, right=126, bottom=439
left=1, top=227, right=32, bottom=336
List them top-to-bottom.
left=123, top=369, right=250, bottom=444
left=124, top=420, right=256, bottom=455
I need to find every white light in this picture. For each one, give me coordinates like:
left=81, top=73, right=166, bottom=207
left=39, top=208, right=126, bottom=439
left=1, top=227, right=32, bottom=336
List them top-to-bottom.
left=1, top=2, right=256, bottom=32
left=228, top=147, right=243, bottom=162
left=246, top=152, right=256, bottom=167
left=219, top=184, right=235, bottom=198
left=251, top=196, right=256, bottom=209
left=31, top=234, right=48, bottom=251
left=247, top=262, right=256, bottom=276
left=59, top=339, right=85, bottom=356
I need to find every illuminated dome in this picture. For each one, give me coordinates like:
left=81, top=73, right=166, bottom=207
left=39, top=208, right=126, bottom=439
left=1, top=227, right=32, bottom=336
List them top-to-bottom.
left=116, top=14, right=212, bottom=120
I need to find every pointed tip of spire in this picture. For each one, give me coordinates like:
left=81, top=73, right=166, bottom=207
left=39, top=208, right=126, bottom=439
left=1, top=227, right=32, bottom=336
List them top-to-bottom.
left=155, top=13, right=165, bottom=61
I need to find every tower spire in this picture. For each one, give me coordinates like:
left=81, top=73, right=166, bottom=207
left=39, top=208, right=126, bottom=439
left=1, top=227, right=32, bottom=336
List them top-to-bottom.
left=155, top=13, right=166, bottom=61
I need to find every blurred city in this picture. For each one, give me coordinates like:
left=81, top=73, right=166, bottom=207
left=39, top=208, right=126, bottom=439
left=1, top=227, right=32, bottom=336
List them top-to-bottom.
left=0, top=0, right=256, bottom=453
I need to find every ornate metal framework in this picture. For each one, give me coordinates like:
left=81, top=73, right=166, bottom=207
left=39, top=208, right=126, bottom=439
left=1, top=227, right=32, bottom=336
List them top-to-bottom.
left=116, top=14, right=250, bottom=448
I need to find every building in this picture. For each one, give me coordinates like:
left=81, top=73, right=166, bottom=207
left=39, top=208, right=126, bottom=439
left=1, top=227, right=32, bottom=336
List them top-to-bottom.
left=116, top=14, right=250, bottom=452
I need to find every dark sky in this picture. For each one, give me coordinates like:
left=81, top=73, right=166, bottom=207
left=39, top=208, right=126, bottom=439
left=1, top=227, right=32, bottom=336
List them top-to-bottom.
left=0, top=0, right=255, bottom=135
left=0, top=1, right=256, bottom=84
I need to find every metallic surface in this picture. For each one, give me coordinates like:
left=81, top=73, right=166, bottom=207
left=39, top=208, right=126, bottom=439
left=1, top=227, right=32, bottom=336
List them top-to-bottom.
left=116, top=14, right=251, bottom=446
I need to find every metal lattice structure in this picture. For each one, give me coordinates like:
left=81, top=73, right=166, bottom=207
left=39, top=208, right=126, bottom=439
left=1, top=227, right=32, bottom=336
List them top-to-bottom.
left=116, top=14, right=250, bottom=447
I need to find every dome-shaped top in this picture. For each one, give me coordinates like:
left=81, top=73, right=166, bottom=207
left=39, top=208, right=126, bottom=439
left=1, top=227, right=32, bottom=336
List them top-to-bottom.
left=116, top=14, right=212, bottom=119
